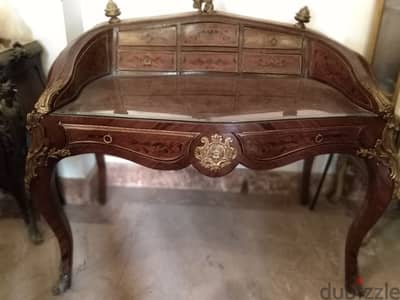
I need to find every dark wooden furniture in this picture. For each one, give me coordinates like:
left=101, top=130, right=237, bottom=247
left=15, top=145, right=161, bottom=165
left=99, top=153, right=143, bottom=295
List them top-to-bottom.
left=25, top=3, right=399, bottom=296
left=0, top=42, right=45, bottom=243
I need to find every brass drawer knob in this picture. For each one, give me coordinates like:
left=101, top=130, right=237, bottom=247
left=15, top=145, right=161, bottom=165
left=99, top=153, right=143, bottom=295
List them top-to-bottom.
left=270, top=37, right=278, bottom=46
left=143, top=57, right=153, bottom=66
left=103, top=134, right=113, bottom=144
left=314, top=134, right=324, bottom=144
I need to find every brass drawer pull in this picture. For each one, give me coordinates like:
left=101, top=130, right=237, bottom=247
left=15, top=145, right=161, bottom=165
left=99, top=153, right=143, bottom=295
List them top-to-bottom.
left=270, top=37, right=278, bottom=46
left=143, top=57, right=153, bottom=66
left=103, top=134, right=113, bottom=144
left=314, top=134, right=324, bottom=144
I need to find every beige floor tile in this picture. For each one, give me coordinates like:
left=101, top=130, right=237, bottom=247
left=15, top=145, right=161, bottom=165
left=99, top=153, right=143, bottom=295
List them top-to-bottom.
left=1, top=186, right=400, bottom=300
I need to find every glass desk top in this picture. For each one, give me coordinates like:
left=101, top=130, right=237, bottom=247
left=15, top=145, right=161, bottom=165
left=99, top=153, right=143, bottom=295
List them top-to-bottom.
left=54, top=75, right=375, bottom=122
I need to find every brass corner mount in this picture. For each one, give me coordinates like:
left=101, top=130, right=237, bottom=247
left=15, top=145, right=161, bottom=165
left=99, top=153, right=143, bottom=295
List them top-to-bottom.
left=105, top=0, right=121, bottom=24
left=193, top=0, right=215, bottom=14
left=295, top=6, right=311, bottom=29
left=357, top=103, right=400, bottom=199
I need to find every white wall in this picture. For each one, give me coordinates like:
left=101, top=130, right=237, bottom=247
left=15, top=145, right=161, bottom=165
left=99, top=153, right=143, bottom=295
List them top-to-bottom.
left=11, top=0, right=67, bottom=72
left=62, top=0, right=84, bottom=43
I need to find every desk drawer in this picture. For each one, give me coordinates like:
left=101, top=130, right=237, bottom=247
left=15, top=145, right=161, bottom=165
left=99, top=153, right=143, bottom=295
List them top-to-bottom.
left=182, top=23, right=239, bottom=46
left=119, top=26, right=176, bottom=46
left=243, top=27, right=303, bottom=49
left=118, top=50, right=176, bottom=71
left=181, top=52, right=238, bottom=72
left=241, top=52, right=302, bottom=75
left=62, top=124, right=195, bottom=161
left=238, top=127, right=361, bottom=161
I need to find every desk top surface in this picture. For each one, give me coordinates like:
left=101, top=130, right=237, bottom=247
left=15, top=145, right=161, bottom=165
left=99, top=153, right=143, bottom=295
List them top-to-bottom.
left=54, top=75, right=375, bottom=122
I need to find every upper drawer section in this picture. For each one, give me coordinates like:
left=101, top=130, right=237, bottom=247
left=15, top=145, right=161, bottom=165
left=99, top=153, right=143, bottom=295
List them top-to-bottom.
left=182, top=23, right=239, bottom=47
left=119, top=26, right=177, bottom=46
left=243, top=27, right=303, bottom=49
left=118, top=50, right=176, bottom=71
left=181, top=52, right=238, bottom=72
left=241, top=52, right=302, bottom=75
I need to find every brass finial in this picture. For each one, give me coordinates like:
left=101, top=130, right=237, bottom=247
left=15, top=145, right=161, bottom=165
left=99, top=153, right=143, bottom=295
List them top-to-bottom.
left=105, top=0, right=121, bottom=24
left=193, top=0, right=215, bottom=14
left=295, top=6, right=311, bottom=29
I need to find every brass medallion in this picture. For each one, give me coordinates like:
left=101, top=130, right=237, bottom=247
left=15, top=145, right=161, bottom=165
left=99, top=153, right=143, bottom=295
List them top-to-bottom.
left=195, top=134, right=237, bottom=171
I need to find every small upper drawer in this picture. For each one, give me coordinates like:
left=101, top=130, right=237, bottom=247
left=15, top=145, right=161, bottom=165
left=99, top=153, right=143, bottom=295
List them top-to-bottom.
left=182, top=23, right=239, bottom=47
left=119, top=26, right=176, bottom=46
left=243, top=27, right=303, bottom=49
left=118, top=50, right=176, bottom=71
left=181, top=52, right=238, bottom=72
left=241, top=52, right=302, bottom=75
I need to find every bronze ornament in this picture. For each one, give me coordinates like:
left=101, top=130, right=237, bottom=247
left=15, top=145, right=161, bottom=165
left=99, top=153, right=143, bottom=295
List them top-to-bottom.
left=105, top=0, right=121, bottom=24
left=193, top=0, right=215, bottom=14
left=295, top=6, right=311, bottom=29
left=24, top=75, right=78, bottom=192
left=357, top=76, right=400, bottom=198
left=34, top=79, right=65, bottom=114
left=364, top=81, right=397, bottom=124
left=24, top=111, right=71, bottom=191
left=358, top=112, right=400, bottom=198
left=195, top=134, right=237, bottom=171
left=25, top=145, right=71, bottom=191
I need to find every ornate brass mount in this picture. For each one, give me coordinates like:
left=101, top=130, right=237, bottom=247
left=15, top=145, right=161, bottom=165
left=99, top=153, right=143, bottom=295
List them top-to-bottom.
left=105, top=0, right=121, bottom=24
left=193, top=0, right=215, bottom=14
left=295, top=6, right=311, bottom=29
left=24, top=76, right=69, bottom=191
left=34, top=79, right=65, bottom=114
left=25, top=111, right=71, bottom=191
left=358, top=111, right=400, bottom=198
left=195, top=134, right=237, bottom=171
left=25, top=145, right=71, bottom=190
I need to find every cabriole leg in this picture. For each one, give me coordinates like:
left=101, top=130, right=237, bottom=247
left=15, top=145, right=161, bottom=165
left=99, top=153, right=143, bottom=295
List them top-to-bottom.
left=345, top=158, right=393, bottom=296
left=28, top=162, right=73, bottom=295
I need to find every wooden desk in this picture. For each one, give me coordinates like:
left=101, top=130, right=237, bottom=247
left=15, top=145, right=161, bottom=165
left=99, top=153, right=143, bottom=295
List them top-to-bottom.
left=25, top=6, right=399, bottom=296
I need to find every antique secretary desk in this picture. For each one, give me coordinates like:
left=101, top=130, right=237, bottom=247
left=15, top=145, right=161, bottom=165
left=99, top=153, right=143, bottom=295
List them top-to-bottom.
left=25, top=0, right=400, bottom=296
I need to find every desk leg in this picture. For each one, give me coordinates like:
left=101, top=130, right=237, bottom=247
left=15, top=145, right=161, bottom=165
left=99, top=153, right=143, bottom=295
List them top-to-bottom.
left=95, top=153, right=107, bottom=205
left=301, top=156, right=315, bottom=205
left=345, top=158, right=393, bottom=296
left=30, top=163, right=73, bottom=295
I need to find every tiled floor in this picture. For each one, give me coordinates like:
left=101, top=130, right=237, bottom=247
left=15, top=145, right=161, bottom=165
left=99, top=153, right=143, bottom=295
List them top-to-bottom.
left=1, top=184, right=400, bottom=300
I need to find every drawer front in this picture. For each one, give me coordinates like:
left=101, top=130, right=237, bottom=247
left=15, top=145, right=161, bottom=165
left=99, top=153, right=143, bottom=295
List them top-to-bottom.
left=182, top=23, right=239, bottom=46
left=119, top=26, right=177, bottom=46
left=243, top=27, right=303, bottom=49
left=118, top=50, right=176, bottom=71
left=181, top=52, right=238, bottom=72
left=242, top=53, right=302, bottom=75
left=63, top=124, right=196, bottom=161
left=238, top=127, right=361, bottom=161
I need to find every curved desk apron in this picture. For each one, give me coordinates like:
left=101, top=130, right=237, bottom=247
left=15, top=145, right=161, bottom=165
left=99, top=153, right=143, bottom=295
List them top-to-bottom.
left=25, top=4, right=399, bottom=296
